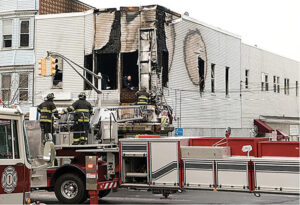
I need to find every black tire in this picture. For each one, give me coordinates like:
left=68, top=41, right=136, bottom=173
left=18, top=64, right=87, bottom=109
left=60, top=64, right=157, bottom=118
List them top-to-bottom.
left=54, top=173, right=88, bottom=204
left=99, top=190, right=111, bottom=198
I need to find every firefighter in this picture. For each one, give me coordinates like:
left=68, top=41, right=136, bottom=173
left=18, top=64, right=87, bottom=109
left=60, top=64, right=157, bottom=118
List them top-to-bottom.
left=136, top=87, right=150, bottom=105
left=62, top=92, right=93, bottom=145
left=37, top=93, right=60, bottom=144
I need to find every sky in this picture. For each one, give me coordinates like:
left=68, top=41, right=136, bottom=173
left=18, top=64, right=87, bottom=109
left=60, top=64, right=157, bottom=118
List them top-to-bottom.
left=81, top=0, right=300, bottom=62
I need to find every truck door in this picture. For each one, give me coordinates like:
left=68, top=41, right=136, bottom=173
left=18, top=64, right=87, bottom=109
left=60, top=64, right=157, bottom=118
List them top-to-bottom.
left=0, top=118, right=27, bottom=204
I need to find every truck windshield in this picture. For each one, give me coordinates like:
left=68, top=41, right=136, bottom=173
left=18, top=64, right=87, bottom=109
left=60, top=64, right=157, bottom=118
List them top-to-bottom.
left=23, top=122, right=31, bottom=163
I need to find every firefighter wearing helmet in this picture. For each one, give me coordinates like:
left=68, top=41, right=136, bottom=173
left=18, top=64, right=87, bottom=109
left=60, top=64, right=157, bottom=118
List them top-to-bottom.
left=136, top=87, right=150, bottom=105
left=62, top=92, right=93, bottom=145
left=37, top=93, right=60, bottom=144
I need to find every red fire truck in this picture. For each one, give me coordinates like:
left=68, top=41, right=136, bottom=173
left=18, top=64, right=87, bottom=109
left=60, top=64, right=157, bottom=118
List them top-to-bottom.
left=0, top=107, right=31, bottom=204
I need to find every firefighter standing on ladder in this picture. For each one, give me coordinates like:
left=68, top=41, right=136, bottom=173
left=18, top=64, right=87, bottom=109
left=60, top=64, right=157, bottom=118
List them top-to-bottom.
left=62, top=92, right=93, bottom=145
left=37, top=93, right=60, bottom=144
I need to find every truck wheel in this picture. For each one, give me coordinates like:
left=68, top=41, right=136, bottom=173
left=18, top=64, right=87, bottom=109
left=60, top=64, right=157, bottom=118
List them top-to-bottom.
left=54, top=173, right=87, bottom=204
left=99, top=190, right=111, bottom=198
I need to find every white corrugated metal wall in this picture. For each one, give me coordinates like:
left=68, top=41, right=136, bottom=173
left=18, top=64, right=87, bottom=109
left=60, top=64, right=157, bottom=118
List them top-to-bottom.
left=164, top=16, right=243, bottom=136
left=241, top=44, right=300, bottom=136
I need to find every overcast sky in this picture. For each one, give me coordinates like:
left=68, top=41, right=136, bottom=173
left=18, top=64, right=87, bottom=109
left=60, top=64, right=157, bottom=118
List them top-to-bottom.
left=81, top=0, right=300, bottom=62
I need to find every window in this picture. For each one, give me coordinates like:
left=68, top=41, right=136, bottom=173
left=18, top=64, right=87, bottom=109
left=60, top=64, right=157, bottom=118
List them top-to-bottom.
left=2, top=19, right=12, bottom=48
left=20, top=20, right=29, bottom=47
left=162, top=51, right=169, bottom=87
left=84, top=54, right=93, bottom=90
left=52, top=57, right=63, bottom=88
left=198, top=57, right=205, bottom=92
left=211, top=64, right=215, bottom=93
left=225, top=67, right=229, bottom=96
left=245, top=70, right=249, bottom=89
left=261, top=73, right=268, bottom=91
left=1, top=74, right=11, bottom=101
left=19, top=74, right=29, bottom=101
left=265, top=75, right=269, bottom=91
left=273, top=76, right=276, bottom=92
left=277, top=77, right=280, bottom=93
left=284, top=78, right=290, bottom=95
left=296, top=81, right=298, bottom=96
left=0, top=119, right=19, bottom=159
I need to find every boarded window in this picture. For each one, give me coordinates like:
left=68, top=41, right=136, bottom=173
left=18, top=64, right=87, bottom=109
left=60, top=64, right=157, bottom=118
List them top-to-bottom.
left=2, top=20, right=12, bottom=48
left=20, top=20, right=29, bottom=47
left=198, top=57, right=205, bottom=92
left=211, top=64, right=215, bottom=93
left=225, top=67, right=229, bottom=96
left=1, top=74, right=11, bottom=101
left=19, top=74, right=28, bottom=101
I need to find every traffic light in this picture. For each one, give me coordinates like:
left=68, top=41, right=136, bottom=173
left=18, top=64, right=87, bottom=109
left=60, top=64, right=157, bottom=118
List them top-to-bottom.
left=49, top=56, right=58, bottom=76
left=38, top=57, right=47, bottom=76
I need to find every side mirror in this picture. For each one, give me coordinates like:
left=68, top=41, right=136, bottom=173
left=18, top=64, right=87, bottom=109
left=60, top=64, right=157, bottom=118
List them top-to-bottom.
left=43, top=141, right=56, bottom=163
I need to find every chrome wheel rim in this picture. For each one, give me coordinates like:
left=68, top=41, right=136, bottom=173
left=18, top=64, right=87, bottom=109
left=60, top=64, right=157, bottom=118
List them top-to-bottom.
left=61, top=180, right=79, bottom=199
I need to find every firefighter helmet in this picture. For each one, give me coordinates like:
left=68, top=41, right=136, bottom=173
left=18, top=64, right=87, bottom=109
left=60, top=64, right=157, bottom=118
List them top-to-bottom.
left=78, top=92, right=86, bottom=100
left=46, top=93, right=55, bottom=100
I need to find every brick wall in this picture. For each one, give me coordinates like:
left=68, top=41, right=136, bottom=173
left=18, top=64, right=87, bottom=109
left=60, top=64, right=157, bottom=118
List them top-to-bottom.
left=39, top=0, right=93, bottom=15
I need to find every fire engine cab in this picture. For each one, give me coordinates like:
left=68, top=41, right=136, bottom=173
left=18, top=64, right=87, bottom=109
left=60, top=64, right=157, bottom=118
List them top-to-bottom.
left=0, top=107, right=31, bottom=204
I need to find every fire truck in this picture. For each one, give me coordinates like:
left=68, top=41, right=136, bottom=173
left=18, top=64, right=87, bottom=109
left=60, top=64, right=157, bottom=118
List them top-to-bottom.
left=0, top=107, right=31, bottom=204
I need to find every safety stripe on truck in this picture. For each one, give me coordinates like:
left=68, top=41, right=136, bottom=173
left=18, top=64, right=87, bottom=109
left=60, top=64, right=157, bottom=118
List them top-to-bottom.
left=122, top=144, right=147, bottom=152
left=152, top=161, right=178, bottom=180
left=185, top=162, right=213, bottom=170
left=255, top=163, right=300, bottom=173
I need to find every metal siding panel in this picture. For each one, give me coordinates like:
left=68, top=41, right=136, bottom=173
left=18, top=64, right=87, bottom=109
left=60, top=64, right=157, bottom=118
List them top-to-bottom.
left=0, top=0, right=17, bottom=12
left=94, top=11, right=114, bottom=50
left=84, top=12, right=94, bottom=55
left=34, top=13, right=98, bottom=106
left=165, top=19, right=242, bottom=129
left=241, top=44, right=300, bottom=128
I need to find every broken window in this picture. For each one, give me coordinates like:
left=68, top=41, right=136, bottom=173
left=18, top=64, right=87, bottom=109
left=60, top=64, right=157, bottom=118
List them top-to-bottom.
left=3, top=19, right=12, bottom=48
left=20, top=20, right=29, bottom=47
left=121, top=51, right=139, bottom=89
left=162, top=51, right=169, bottom=87
left=96, top=53, right=118, bottom=90
left=84, top=54, right=93, bottom=90
left=52, top=57, right=63, bottom=88
left=198, top=57, right=205, bottom=92
left=211, top=64, right=215, bottom=93
left=225, top=67, right=229, bottom=96
left=245, top=70, right=249, bottom=89
left=19, top=73, right=28, bottom=101
left=1, top=74, right=11, bottom=101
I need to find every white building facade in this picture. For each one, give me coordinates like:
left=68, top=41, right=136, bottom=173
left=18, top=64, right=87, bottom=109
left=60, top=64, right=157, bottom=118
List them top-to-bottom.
left=0, top=0, right=38, bottom=112
left=33, top=6, right=299, bottom=138
left=241, top=44, right=300, bottom=139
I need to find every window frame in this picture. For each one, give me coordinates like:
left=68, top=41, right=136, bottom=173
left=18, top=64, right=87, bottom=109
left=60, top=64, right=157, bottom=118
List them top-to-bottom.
left=2, top=19, right=13, bottom=49
left=19, top=19, right=30, bottom=47
left=211, top=64, right=215, bottom=93
left=245, top=69, right=249, bottom=89
left=18, top=73, right=29, bottom=102
left=1, top=74, right=12, bottom=102
left=0, top=119, right=20, bottom=160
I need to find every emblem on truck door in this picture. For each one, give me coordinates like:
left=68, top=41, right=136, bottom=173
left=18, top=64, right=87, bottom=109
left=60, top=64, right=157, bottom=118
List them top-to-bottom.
left=1, top=166, right=18, bottom=193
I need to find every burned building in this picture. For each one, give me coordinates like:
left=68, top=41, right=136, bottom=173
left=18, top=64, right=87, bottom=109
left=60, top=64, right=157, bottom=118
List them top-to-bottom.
left=34, top=5, right=299, bottom=137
